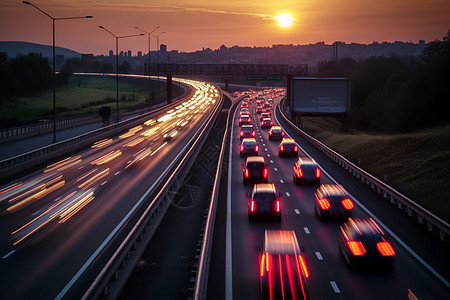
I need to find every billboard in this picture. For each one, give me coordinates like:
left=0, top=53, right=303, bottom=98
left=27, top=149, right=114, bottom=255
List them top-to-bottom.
left=290, top=77, right=350, bottom=115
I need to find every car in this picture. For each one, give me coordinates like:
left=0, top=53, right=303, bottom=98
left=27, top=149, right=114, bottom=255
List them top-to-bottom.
left=240, top=101, right=249, bottom=108
left=255, top=106, right=263, bottom=114
left=239, top=108, right=249, bottom=116
left=260, top=112, right=270, bottom=121
left=239, top=114, right=252, bottom=126
left=260, top=118, right=273, bottom=129
left=239, top=125, right=256, bottom=140
left=268, top=126, right=284, bottom=140
left=240, top=138, right=259, bottom=156
left=278, top=138, right=298, bottom=157
left=242, top=156, right=268, bottom=184
left=293, top=157, right=321, bottom=184
left=248, top=183, right=281, bottom=220
left=314, top=184, right=354, bottom=220
left=339, top=217, right=395, bottom=269
left=259, top=230, right=309, bottom=299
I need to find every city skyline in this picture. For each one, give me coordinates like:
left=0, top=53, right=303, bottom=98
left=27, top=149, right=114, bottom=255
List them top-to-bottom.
left=0, top=0, right=449, bottom=56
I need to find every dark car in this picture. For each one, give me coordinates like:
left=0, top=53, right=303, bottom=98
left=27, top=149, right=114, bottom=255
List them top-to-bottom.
left=255, top=106, right=263, bottom=114
left=239, top=108, right=249, bottom=116
left=260, top=112, right=270, bottom=121
left=239, top=114, right=252, bottom=126
left=260, top=118, right=273, bottom=129
left=239, top=125, right=256, bottom=140
left=268, top=126, right=284, bottom=140
left=240, top=138, right=259, bottom=156
left=278, top=138, right=298, bottom=157
left=243, top=156, right=268, bottom=184
left=293, top=157, right=321, bottom=184
left=248, top=183, right=281, bottom=220
left=314, top=184, right=354, bottom=220
left=339, top=217, right=395, bottom=269
left=259, top=230, right=309, bottom=299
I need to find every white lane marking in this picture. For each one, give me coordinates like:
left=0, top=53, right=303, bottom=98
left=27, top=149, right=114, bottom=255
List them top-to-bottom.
left=274, top=105, right=450, bottom=289
left=260, top=139, right=263, bottom=142
left=263, top=143, right=266, bottom=146
left=265, top=148, right=268, bottom=152
left=267, top=154, right=271, bottom=157
left=270, top=160, right=274, bottom=163
left=78, top=166, right=84, bottom=169
left=274, top=168, right=278, bottom=172
left=114, top=171, right=120, bottom=176
left=280, top=179, right=284, bottom=184
left=101, top=181, right=108, bottom=186
left=285, top=192, right=290, bottom=197
left=32, top=209, right=42, bottom=216
left=294, top=209, right=300, bottom=215
left=304, top=227, right=310, bottom=234
left=2, top=250, right=15, bottom=259
left=315, top=252, right=323, bottom=260
left=330, top=281, right=341, bottom=293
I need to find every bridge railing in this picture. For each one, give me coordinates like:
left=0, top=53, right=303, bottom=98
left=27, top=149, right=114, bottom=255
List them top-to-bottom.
left=276, top=98, right=450, bottom=242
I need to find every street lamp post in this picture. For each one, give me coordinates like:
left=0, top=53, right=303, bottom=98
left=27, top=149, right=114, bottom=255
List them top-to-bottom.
left=23, top=1, right=92, bottom=143
left=99, top=26, right=144, bottom=123
left=135, top=26, right=159, bottom=109
left=152, top=32, right=165, bottom=101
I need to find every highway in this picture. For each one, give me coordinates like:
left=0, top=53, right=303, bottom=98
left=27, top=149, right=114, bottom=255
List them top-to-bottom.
left=0, top=79, right=221, bottom=299
left=213, top=92, right=450, bottom=299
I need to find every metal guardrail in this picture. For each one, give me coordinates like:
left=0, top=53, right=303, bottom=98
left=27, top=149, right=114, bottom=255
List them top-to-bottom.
left=0, top=88, right=193, bottom=181
left=81, top=88, right=225, bottom=300
left=194, top=94, right=243, bottom=300
left=276, top=99, right=450, bottom=242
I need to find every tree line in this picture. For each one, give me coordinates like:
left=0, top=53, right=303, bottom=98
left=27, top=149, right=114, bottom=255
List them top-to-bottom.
left=317, top=30, right=450, bottom=133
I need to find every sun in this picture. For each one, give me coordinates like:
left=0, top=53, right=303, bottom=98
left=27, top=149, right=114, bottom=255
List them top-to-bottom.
left=277, top=13, right=293, bottom=28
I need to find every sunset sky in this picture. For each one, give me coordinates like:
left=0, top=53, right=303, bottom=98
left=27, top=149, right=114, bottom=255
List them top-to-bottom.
left=1, top=0, right=449, bottom=55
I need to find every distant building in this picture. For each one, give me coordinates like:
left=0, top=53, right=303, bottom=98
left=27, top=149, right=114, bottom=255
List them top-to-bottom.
left=160, top=44, right=167, bottom=53
left=109, top=50, right=114, bottom=57
left=128, top=50, right=132, bottom=57
left=137, top=51, right=142, bottom=57
left=81, top=53, right=94, bottom=70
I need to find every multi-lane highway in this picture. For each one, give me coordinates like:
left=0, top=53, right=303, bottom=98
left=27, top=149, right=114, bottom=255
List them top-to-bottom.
left=0, top=79, right=221, bottom=299
left=217, top=92, right=449, bottom=299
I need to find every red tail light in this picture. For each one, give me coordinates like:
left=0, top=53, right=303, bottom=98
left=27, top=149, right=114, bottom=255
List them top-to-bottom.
left=239, top=118, right=242, bottom=123
left=247, top=118, right=251, bottom=122
left=270, top=122, right=273, bottom=126
left=240, top=131, right=244, bottom=136
left=252, top=131, right=256, bottom=137
left=281, top=131, right=285, bottom=136
left=269, top=132, right=272, bottom=136
left=240, top=145, right=244, bottom=152
left=255, top=145, right=259, bottom=152
left=280, top=145, right=284, bottom=151
left=294, top=145, right=298, bottom=152
left=295, top=167, right=303, bottom=178
left=244, top=168, right=249, bottom=178
left=263, top=168, right=268, bottom=178
left=315, top=168, right=321, bottom=178
left=342, top=198, right=354, bottom=210
left=318, top=199, right=331, bottom=209
left=250, top=200, right=255, bottom=212
left=275, top=200, right=280, bottom=212
left=377, top=238, right=395, bottom=256
left=347, top=241, right=366, bottom=256
left=260, top=253, right=266, bottom=276
left=298, top=255, right=309, bottom=278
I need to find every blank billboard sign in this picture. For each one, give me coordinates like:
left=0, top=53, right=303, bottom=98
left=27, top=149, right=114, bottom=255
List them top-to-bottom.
left=290, top=77, right=350, bottom=114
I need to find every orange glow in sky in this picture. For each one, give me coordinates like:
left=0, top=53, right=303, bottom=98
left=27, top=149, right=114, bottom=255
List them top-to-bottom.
left=0, top=0, right=449, bottom=55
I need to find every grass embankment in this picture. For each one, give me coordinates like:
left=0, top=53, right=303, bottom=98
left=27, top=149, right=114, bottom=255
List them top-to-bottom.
left=1, top=75, right=167, bottom=122
left=299, top=116, right=450, bottom=223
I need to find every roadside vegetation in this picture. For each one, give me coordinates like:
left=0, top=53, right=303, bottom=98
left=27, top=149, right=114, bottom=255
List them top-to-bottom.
left=293, top=30, right=450, bottom=222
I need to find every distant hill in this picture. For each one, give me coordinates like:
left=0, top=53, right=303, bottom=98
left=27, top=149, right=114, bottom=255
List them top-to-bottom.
left=0, top=41, right=80, bottom=59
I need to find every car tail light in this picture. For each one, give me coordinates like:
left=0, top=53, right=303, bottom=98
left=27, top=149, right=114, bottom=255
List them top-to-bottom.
left=247, top=118, right=251, bottom=122
left=270, top=122, right=273, bottom=126
left=240, top=131, right=244, bottom=136
left=252, top=131, right=256, bottom=137
left=269, top=131, right=272, bottom=136
left=281, top=131, right=285, bottom=136
left=240, top=145, right=244, bottom=152
left=255, top=145, right=259, bottom=152
left=280, top=145, right=284, bottom=151
left=294, top=145, right=298, bottom=152
left=295, top=167, right=303, bottom=178
left=244, top=168, right=249, bottom=178
left=263, top=168, right=268, bottom=178
left=315, top=168, right=321, bottom=178
left=342, top=198, right=354, bottom=210
left=318, top=199, right=331, bottom=210
left=250, top=200, right=256, bottom=212
left=276, top=200, right=281, bottom=212
left=377, top=238, right=395, bottom=256
left=347, top=241, right=366, bottom=256
left=260, top=253, right=266, bottom=276
left=298, top=255, right=309, bottom=278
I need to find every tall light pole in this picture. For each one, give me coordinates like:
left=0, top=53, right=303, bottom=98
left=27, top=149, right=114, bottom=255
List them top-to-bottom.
left=23, top=1, right=92, bottom=143
left=99, top=26, right=144, bottom=123
left=135, top=26, right=159, bottom=109
left=152, top=31, right=165, bottom=101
